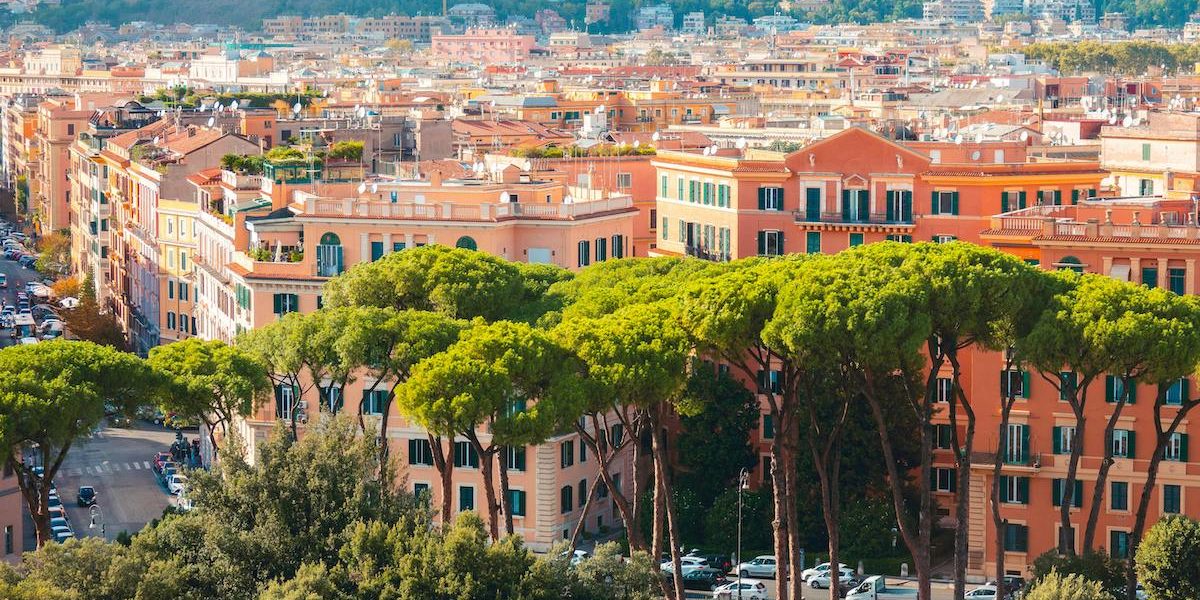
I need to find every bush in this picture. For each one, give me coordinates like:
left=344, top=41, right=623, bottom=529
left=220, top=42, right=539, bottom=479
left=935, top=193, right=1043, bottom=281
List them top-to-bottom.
left=1136, top=515, right=1200, bottom=600
left=1031, top=550, right=1125, bottom=592
left=1025, top=569, right=1114, bottom=600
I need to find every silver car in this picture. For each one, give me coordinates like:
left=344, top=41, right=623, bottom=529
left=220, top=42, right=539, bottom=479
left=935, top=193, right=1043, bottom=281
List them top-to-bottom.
left=736, top=555, right=777, bottom=579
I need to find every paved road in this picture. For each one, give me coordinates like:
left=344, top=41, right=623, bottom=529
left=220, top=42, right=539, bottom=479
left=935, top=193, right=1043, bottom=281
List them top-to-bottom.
left=0, top=249, right=45, bottom=346
left=52, top=423, right=181, bottom=540
left=689, top=577, right=962, bottom=599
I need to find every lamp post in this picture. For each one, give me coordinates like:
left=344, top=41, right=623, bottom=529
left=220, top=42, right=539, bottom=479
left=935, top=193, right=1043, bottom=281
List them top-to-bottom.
left=737, top=467, right=749, bottom=600
left=89, top=504, right=105, bottom=539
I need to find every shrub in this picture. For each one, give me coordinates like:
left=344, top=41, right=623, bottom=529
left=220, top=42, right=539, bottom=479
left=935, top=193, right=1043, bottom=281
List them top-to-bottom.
left=1025, top=569, right=1114, bottom=600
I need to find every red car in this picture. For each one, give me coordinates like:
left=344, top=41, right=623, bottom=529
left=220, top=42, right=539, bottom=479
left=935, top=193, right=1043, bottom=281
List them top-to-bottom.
left=153, top=452, right=171, bottom=473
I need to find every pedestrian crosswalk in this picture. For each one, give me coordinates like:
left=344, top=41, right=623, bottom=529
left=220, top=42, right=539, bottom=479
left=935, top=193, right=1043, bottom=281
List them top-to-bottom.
left=63, top=461, right=156, bottom=477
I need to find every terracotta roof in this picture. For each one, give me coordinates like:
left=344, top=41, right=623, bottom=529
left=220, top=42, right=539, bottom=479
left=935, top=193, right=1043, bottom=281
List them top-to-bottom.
left=105, top=119, right=171, bottom=151
left=186, top=167, right=221, bottom=186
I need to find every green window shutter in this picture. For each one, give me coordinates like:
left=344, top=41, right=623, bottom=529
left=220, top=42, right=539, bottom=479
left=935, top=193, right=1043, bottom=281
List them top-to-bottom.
left=757, top=187, right=765, bottom=210
left=1088, top=188, right=1096, bottom=199
left=842, top=189, right=851, bottom=220
left=1071, top=189, right=1079, bottom=204
left=886, top=190, right=896, bottom=221
left=1053, top=190, right=1062, bottom=205
left=857, top=191, right=870, bottom=221
left=931, top=191, right=940, bottom=215
left=951, top=191, right=959, bottom=215
left=1018, top=191, right=1027, bottom=209
left=902, top=192, right=913, bottom=222
left=1001, top=192, right=1009, bottom=213
left=757, top=231, right=765, bottom=256
left=272, top=294, right=282, bottom=314
left=1000, top=370, right=1009, bottom=397
left=1022, top=371, right=1031, bottom=399
left=1060, top=371, right=1076, bottom=401
left=1106, top=376, right=1115, bottom=403
left=1185, top=378, right=1192, bottom=404
left=1127, top=380, right=1136, bottom=404
left=1021, top=425, right=1030, bottom=464
left=1053, top=426, right=1062, bottom=454
left=1127, top=430, right=1136, bottom=459
left=1181, top=434, right=1190, bottom=462
left=930, top=470, right=938, bottom=492
left=949, top=470, right=957, bottom=494
left=999, top=475, right=1009, bottom=501
left=1017, top=477, right=1029, bottom=504
left=1052, top=479, right=1063, bottom=506
left=1074, top=481, right=1083, bottom=508
left=1018, top=526, right=1028, bottom=551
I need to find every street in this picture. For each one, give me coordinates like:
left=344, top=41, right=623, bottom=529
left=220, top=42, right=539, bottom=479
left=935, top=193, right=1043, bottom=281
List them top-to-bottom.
left=0, top=250, right=46, bottom=349
left=52, top=422, right=179, bottom=540
left=687, top=577, right=963, bottom=599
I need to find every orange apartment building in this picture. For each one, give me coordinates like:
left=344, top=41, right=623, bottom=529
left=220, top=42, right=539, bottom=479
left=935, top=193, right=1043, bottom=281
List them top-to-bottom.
left=488, top=79, right=732, bottom=133
left=649, top=126, right=1200, bottom=580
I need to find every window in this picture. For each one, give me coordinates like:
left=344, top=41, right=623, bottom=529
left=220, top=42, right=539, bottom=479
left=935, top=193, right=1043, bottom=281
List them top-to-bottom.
left=1142, top=143, right=1151, bottom=161
left=660, top=175, right=668, bottom=197
left=677, top=178, right=684, bottom=200
left=1140, top=179, right=1154, bottom=196
left=758, top=187, right=784, bottom=210
left=804, top=187, right=822, bottom=220
left=841, top=189, right=869, bottom=222
left=885, top=189, right=913, bottom=223
left=931, top=190, right=959, bottom=215
left=1000, top=190, right=1026, bottom=213
left=1037, top=190, right=1063, bottom=206
left=662, top=217, right=668, bottom=240
left=757, top=231, right=784, bottom=256
left=805, top=231, right=821, bottom=254
left=316, top=232, right=344, bottom=277
left=849, top=233, right=864, bottom=247
left=886, top=234, right=913, bottom=243
left=611, top=235, right=625, bottom=259
left=455, top=236, right=478, bottom=251
left=595, top=237, right=607, bottom=262
left=577, top=240, right=590, bottom=267
left=180, top=251, right=188, bottom=271
left=1142, top=266, right=1158, bottom=288
left=1168, top=267, right=1186, bottom=295
left=168, top=279, right=175, bottom=299
left=180, top=283, right=189, bottom=302
left=235, top=284, right=251, bottom=310
left=273, top=293, right=299, bottom=316
left=166, top=312, right=176, bottom=330
left=1000, top=369, right=1030, bottom=399
left=757, top=370, right=781, bottom=394
left=1059, top=371, right=1077, bottom=401
left=1105, top=376, right=1136, bottom=404
left=936, top=377, right=953, bottom=403
left=1167, top=378, right=1189, bottom=406
left=274, top=384, right=296, bottom=420
left=362, top=389, right=387, bottom=415
left=762, top=414, right=775, bottom=439
left=1003, top=423, right=1029, bottom=465
left=610, top=424, right=624, bottom=447
left=934, top=424, right=954, bottom=450
left=1053, top=426, right=1076, bottom=455
left=1112, top=429, right=1135, bottom=459
left=1165, top=432, right=1188, bottom=462
left=408, top=438, right=433, bottom=466
left=561, top=440, right=575, bottom=468
left=454, top=441, right=479, bottom=468
left=579, top=441, right=587, bottom=463
left=507, top=446, right=526, bottom=471
left=932, top=467, right=956, bottom=493
left=1000, top=475, right=1029, bottom=504
left=578, top=479, right=588, bottom=507
left=1052, top=479, right=1084, bottom=508
left=1111, top=481, right=1129, bottom=511
left=1164, top=484, right=1182, bottom=514
left=459, top=486, right=475, bottom=512
left=560, top=486, right=573, bottom=514
left=508, top=489, right=526, bottom=516
left=1004, top=524, right=1028, bottom=552
left=3, top=525, right=10, bottom=555
left=1111, top=530, right=1130, bottom=558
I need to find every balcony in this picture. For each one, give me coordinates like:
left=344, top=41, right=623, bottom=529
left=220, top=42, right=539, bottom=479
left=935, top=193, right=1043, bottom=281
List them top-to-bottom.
left=300, top=195, right=634, bottom=222
left=793, top=210, right=915, bottom=229
left=685, top=244, right=730, bottom=262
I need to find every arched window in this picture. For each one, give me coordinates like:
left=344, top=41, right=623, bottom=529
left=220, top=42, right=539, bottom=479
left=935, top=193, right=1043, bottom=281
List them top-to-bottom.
left=316, top=232, right=344, bottom=277
left=455, top=236, right=478, bottom=251
left=1057, top=256, right=1084, bottom=274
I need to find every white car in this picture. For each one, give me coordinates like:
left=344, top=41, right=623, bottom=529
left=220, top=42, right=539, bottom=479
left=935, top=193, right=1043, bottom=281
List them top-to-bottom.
left=58, top=297, right=79, bottom=309
left=19, top=337, right=38, bottom=345
left=168, top=473, right=188, bottom=495
left=661, top=555, right=708, bottom=573
left=735, top=555, right=777, bottom=579
left=801, top=561, right=849, bottom=581
left=808, top=567, right=858, bottom=589
left=715, top=580, right=769, bottom=600
left=965, top=586, right=997, bottom=599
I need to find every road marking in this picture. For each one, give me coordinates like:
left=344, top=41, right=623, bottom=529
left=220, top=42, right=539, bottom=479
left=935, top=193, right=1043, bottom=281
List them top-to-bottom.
left=142, top=461, right=151, bottom=469
left=131, top=462, right=141, bottom=470
left=123, top=463, right=132, bottom=470
left=83, top=466, right=93, bottom=475
left=67, top=468, right=81, bottom=476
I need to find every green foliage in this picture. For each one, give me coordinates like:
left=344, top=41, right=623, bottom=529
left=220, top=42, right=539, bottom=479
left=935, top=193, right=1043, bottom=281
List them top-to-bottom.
left=1024, top=41, right=1200, bottom=74
left=325, top=140, right=364, bottom=162
left=765, top=140, right=803, bottom=153
left=221, top=154, right=265, bottom=175
left=35, top=231, right=70, bottom=275
left=61, top=293, right=125, bottom=348
left=147, top=338, right=271, bottom=445
left=675, top=365, right=758, bottom=506
left=704, top=487, right=774, bottom=554
left=1136, top=515, right=1200, bottom=600
left=1031, top=550, right=1126, bottom=593
left=1025, top=569, right=1115, bottom=600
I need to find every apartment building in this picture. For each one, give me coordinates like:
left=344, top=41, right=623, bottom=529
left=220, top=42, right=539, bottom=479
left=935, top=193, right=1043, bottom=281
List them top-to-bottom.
left=430, top=28, right=536, bottom=65
left=33, top=98, right=96, bottom=235
left=1100, top=112, right=1200, bottom=199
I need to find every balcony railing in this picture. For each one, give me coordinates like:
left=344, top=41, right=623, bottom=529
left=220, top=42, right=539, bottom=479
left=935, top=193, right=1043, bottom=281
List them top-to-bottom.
left=301, top=195, right=634, bottom=222
left=794, top=210, right=914, bottom=226
left=685, top=244, right=731, bottom=262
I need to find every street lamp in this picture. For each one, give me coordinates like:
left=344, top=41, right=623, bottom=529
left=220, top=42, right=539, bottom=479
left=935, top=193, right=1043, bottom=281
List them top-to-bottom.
left=736, top=467, right=749, bottom=600
left=89, top=504, right=105, bottom=539
left=891, top=526, right=898, bottom=552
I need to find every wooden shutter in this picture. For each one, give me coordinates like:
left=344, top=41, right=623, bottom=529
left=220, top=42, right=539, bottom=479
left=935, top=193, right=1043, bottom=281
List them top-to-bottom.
left=757, top=187, right=766, bottom=210
left=842, top=189, right=851, bottom=219
left=857, top=190, right=869, bottom=221
left=886, top=190, right=896, bottom=221
left=931, top=190, right=940, bottom=215
left=1019, top=190, right=1027, bottom=209
left=902, top=191, right=913, bottom=222
left=951, top=191, right=960, bottom=215
left=1001, top=192, right=1009, bottom=213
left=757, top=231, right=765, bottom=256
left=1022, top=371, right=1031, bottom=399
left=1106, top=376, right=1115, bottom=403
left=1020, top=425, right=1030, bottom=464
left=1053, top=426, right=1062, bottom=454
left=1127, top=430, right=1136, bottom=458
left=1181, top=434, right=1190, bottom=462
left=1017, top=477, right=1029, bottom=503
left=1053, top=479, right=1063, bottom=506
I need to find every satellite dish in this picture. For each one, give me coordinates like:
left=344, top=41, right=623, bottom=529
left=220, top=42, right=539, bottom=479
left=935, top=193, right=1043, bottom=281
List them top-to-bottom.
left=230, top=100, right=239, bottom=111
left=293, top=102, right=302, bottom=114
left=1109, top=115, right=1118, bottom=125
left=1122, top=115, right=1133, bottom=127
left=206, top=116, right=214, bottom=127
left=1019, top=131, right=1029, bottom=142
left=651, top=132, right=661, bottom=142
left=954, top=134, right=963, bottom=144
left=152, top=136, right=161, bottom=145
left=736, top=137, right=747, bottom=149
left=710, top=144, right=719, bottom=154
left=971, top=150, right=981, bottom=160
left=357, top=183, right=367, bottom=194
left=370, top=183, right=378, bottom=193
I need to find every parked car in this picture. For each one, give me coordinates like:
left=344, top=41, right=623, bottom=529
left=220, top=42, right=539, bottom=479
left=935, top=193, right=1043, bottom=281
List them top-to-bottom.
left=19, top=255, right=36, bottom=268
left=58, top=296, right=78, bottom=309
left=108, top=414, right=131, bottom=427
left=152, top=452, right=171, bottom=473
left=168, top=474, right=188, bottom=495
left=77, top=486, right=96, bottom=507
left=48, top=506, right=68, bottom=524
left=49, top=517, right=70, bottom=531
left=685, top=550, right=732, bottom=573
left=660, top=555, right=709, bottom=573
left=735, top=555, right=777, bottom=579
left=801, top=562, right=850, bottom=581
left=682, top=567, right=729, bottom=591
left=808, top=567, right=859, bottom=589
left=845, top=576, right=918, bottom=600
left=984, top=577, right=1026, bottom=597
left=715, top=580, right=769, bottom=600
left=964, top=586, right=997, bottom=599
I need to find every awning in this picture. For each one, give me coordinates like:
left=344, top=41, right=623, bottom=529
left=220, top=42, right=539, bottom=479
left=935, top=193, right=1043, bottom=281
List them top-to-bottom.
left=1109, top=264, right=1130, bottom=282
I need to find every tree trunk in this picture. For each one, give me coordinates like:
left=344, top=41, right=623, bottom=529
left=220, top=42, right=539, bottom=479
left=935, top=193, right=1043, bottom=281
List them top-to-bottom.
left=948, top=352, right=976, bottom=600
left=990, top=354, right=1018, bottom=600
left=863, top=372, right=932, bottom=600
left=1082, top=377, right=1133, bottom=552
left=376, top=388, right=396, bottom=467
left=1059, top=404, right=1085, bottom=555
left=768, top=410, right=791, bottom=600
left=652, top=412, right=685, bottom=600
left=632, top=413, right=650, bottom=552
left=577, top=417, right=640, bottom=550
left=785, top=421, right=803, bottom=600
left=467, top=432, right=501, bottom=540
left=428, top=433, right=454, bottom=523
left=813, top=437, right=842, bottom=600
left=499, top=445, right=514, bottom=536
left=570, top=472, right=603, bottom=550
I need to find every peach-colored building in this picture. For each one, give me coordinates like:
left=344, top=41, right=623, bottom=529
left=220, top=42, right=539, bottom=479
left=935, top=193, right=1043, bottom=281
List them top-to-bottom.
left=431, top=28, right=535, bottom=65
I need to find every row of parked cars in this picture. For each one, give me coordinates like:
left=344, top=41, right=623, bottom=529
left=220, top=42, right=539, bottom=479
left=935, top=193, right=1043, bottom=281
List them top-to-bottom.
left=1, top=226, right=36, bottom=270
left=153, top=451, right=188, bottom=496
left=31, top=465, right=96, bottom=544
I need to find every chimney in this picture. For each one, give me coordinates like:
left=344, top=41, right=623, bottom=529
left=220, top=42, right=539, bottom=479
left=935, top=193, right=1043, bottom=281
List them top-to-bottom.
left=429, top=168, right=443, bottom=187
